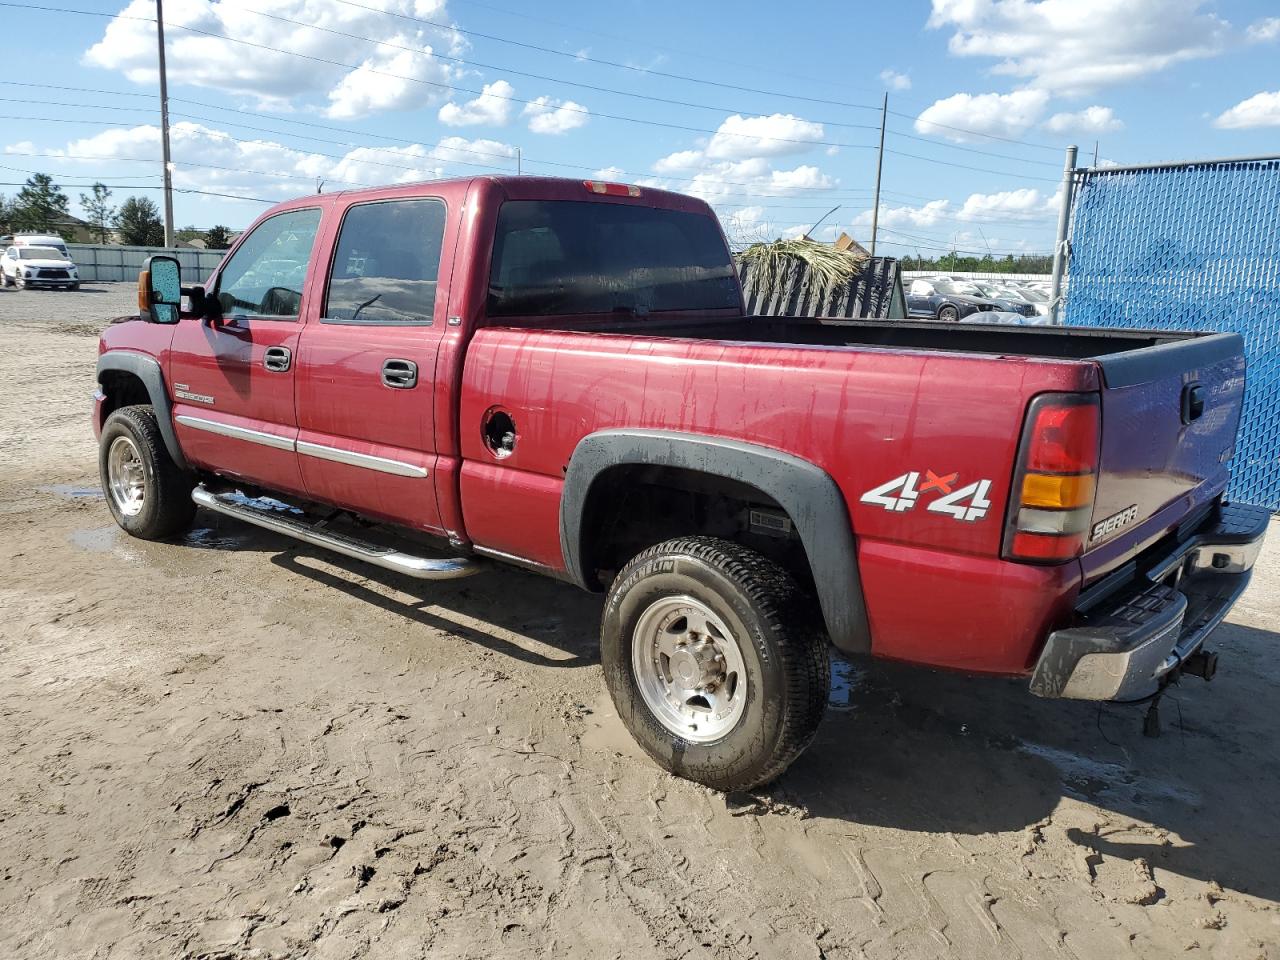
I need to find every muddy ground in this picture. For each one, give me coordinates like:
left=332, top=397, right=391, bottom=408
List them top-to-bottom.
left=1, top=283, right=1278, bottom=960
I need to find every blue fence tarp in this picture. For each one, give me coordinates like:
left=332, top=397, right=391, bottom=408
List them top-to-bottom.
left=1064, top=158, right=1280, bottom=508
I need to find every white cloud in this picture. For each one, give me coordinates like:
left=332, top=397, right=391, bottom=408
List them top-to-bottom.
left=84, top=0, right=464, bottom=116
left=927, top=0, right=1229, bottom=96
left=1246, top=17, right=1280, bottom=42
left=880, top=69, right=912, bottom=91
left=437, top=80, right=515, bottom=127
left=915, top=90, right=1050, bottom=142
left=1213, top=91, right=1280, bottom=129
left=522, top=96, right=589, bottom=134
left=1044, top=106, right=1124, bottom=134
left=705, top=113, right=825, bottom=160
left=5, top=123, right=518, bottom=205
left=652, top=150, right=704, bottom=174
left=643, top=156, right=835, bottom=205
left=592, top=165, right=627, bottom=180
left=956, top=188, right=1049, bottom=221
left=849, top=189, right=1054, bottom=231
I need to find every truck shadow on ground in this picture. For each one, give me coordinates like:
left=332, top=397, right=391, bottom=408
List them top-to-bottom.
left=177, top=512, right=1280, bottom=904
left=781, top=631, right=1280, bottom=904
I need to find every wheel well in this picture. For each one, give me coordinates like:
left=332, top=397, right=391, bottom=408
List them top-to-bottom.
left=98, top=370, right=151, bottom=422
left=579, top=464, right=816, bottom=595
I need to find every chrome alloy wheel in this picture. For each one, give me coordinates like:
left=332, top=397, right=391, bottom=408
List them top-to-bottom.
left=107, top=434, right=146, bottom=517
left=632, top=594, right=748, bottom=743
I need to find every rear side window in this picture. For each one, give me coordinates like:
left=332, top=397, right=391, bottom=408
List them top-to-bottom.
left=324, top=198, right=447, bottom=325
left=487, top=200, right=739, bottom=319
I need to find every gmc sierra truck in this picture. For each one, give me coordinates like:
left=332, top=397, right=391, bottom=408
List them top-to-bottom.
left=93, top=175, right=1268, bottom=791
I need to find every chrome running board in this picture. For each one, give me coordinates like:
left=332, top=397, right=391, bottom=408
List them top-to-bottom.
left=192, top=486, right=483, bottom=581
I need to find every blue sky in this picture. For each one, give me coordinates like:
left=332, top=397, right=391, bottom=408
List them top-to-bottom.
left=3, top=0, right=1278, bottom=258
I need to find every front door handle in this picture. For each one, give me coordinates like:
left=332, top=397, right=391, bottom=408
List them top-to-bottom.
left=263, top=346, right=292, bottom=372
left=382, top=358, right=418, bottom=389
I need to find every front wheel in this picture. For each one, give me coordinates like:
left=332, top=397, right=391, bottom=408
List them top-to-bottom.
left=14, top=274, right=26, bottom=290
left=938, top=304, right=959, bottom=322
left=99, top=404, right=196, bottom=540
left=601, top=536, right=830, bottom=792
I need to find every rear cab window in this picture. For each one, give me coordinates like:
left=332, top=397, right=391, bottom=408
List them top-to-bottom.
left=486, top=200, right=740, bottom=320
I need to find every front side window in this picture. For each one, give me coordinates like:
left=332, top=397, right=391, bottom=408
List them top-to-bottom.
left=324, top=199, right=446, bottom=325
left=487, top=200, right=740, bottom=319
left=216, top=208, right=322, bottom=319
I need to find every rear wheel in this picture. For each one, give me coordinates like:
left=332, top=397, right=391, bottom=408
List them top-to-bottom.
left=938, top=304, right=959, bottom=322
left=99, top=405, right=196, bottom=540
left=601, top=536, right=830, bottom=792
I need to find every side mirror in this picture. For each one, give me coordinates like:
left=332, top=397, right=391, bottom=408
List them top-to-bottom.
left=138, top=255, right=181, bottom=324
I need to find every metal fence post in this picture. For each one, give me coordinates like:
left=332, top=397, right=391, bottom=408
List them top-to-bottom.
left=1049, top=144, right=1078, bottom=325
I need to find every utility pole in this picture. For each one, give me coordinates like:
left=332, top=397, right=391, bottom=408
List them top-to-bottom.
left=156, top=0, right=175, bottom=248
left=869, top=92, right=887, bottom=259
left=1049, top=144, right=1078, bottom=325
left=516, top=147, right=521, bottom=175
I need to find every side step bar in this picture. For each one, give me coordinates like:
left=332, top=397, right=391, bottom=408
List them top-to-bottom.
left=192, top=487, right=483, bottom=581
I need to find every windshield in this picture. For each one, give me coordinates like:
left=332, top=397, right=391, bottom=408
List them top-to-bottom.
left=487, top=200, right=740, bottom=318
left=19, top=247, right=67, bottom=260
left=1020, top=288, right=1048, bottom=302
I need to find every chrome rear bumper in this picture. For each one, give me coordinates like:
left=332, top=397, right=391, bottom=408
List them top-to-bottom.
left=1030, top=502, right=1269, bottom=701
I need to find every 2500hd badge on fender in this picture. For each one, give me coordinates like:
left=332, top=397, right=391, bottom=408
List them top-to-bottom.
left=93, top=176, right=1267, bottom=791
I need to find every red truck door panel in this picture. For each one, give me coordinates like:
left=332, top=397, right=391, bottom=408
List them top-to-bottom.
left=294, top=197, right=451, bottom=533
left=169, top=206, right=323, bottom=497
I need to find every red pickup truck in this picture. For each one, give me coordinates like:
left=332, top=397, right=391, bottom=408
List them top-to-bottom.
left=93, top=175, right=1267, bottom=791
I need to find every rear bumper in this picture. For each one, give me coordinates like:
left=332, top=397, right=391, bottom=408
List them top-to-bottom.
left=1030, top=502, right=1269, bottom=701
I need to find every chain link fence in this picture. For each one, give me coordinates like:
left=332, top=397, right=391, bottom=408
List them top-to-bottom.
left=1063, top=155, right=1280, bottom=508
left=67, top=244, right=226, bottom=283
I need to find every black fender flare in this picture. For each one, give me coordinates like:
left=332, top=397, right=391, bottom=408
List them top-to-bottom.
left=95, top=350, right=190, bottom=471
left=560, top=429, right=870, bottom=654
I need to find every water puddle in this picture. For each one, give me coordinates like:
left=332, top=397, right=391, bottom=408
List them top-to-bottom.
left=41, top=484, right=103, bottom=500
left=70, top=526, right=119, bottom=552
left=183, top=526, right=253, bottom=550
left=828, top=656, right=865, bottom=711
left=1016, top=740, right=1200, bottom=807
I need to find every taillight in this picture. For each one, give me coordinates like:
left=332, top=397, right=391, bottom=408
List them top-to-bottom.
left=583, top=180, right=641, bottom=197
left=1003, top=393, right=1100, bottom=563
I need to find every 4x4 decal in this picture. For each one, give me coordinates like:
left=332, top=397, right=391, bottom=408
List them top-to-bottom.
left=860, top=470, right=993, bottom=522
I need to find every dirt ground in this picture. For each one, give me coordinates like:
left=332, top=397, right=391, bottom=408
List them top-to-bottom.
left=1, top=283, right=1278, bottom=960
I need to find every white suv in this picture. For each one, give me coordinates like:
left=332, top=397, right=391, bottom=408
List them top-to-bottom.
left=2, top=245, right=80, bottom=289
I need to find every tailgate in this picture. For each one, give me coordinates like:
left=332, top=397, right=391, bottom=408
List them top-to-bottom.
left=1087, top=333, right=1245, bottom=561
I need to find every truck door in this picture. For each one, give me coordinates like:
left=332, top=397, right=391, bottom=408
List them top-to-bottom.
left=294, top=196, right=451, bottom=534
left=169, top=206, right=324, bottom=498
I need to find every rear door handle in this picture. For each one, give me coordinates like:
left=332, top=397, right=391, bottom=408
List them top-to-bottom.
left=263, top=346, right=292, bottom=372
left=381, top=358, right=418, bottom=389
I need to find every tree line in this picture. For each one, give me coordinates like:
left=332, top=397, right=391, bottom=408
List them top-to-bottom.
left=0, top=173, right=232, bottom=249
left=898, top=252, right=1053, bottom=275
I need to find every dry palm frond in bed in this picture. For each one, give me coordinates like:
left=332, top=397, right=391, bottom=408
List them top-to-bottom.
left=737, top=238, right=867, bottom=296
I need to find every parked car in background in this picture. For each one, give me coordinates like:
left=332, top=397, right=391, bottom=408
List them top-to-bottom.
left=12, top=233, right=71, bottom=258
left=2, top=245, right=80, bottom=289
left=906, top=278, right=1010, bottom=321
left=969, top=282, right=1042, bottom=318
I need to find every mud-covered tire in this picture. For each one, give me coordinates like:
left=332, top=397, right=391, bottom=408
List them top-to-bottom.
left=99, top=404, right=196, bottom=540
left=601, top=536, right=830, bottom=792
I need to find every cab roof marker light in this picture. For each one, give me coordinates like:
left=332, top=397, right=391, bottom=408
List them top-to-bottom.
left=583, top=180, right=641, bottom=197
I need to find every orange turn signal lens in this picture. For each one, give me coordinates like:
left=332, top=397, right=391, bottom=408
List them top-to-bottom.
left=137, top=269, right=150, bottom=311
left=1021, top=472, right=1095, bottom=509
